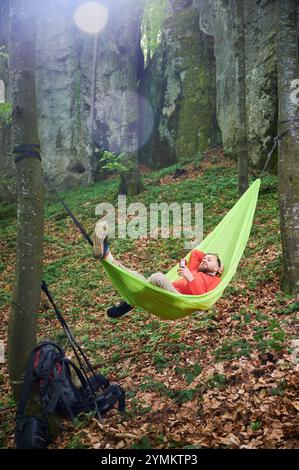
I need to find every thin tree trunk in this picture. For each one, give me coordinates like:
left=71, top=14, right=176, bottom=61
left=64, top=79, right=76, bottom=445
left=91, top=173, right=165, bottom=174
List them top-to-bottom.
left=7, top=0, right=44, bottom=399
left=117, top=0, right=145, bottom=196
left=235, top=0, right=249, bottom=195
left=276, top=0, right=299, bottom=294
left=88, top=31, right=99, bottom=184
left=118, top=151, right=144, bottom=196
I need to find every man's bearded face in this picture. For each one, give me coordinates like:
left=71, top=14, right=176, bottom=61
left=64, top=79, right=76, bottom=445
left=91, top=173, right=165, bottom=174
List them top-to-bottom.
left=199, top=254, right=219, bottom=274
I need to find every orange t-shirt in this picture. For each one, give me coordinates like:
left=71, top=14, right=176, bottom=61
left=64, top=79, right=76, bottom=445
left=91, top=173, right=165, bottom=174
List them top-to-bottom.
left=172, top=250, right=221, bottom=295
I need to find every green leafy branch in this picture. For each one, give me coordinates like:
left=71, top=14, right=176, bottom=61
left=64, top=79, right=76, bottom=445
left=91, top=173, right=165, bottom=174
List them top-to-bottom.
left=98, top=150, right=135, bottom=174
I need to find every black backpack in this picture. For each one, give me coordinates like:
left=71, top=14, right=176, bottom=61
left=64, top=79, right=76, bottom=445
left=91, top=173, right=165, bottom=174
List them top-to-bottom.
left=15, top=341, right=125, bottom=449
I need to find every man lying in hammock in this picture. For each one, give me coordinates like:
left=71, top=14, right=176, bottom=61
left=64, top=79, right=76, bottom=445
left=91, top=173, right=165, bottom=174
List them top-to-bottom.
left=93, top=220, right=224, bottom=318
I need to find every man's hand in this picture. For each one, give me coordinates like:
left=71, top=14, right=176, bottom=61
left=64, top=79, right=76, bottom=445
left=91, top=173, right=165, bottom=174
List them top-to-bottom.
left=218, top=265, right=224, bottom=276
left=177, top=266, right=195, bottom=282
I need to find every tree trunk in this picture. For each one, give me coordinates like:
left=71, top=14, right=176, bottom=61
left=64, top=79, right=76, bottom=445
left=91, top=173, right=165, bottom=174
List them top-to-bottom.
left=7, top=0, right=44, bottom=399
left=117, top=0, right=145, bottom=196
left=235, top=0, right=249, bottom=195
left=276, top=0, right=299, bottom=294
left=88, top=31, right=99, bottom=184
left=119, top=152, right=144, bottom=196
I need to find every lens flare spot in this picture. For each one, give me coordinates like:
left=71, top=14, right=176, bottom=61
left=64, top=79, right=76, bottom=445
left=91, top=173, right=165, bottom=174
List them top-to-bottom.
left=73, top=1, right=108, bottom=35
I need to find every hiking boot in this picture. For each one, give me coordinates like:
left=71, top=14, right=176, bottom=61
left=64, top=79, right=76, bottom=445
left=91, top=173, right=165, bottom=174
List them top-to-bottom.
left=93, top=220, right=110, bottom=259
left=107, top=301, right=133, bottom=318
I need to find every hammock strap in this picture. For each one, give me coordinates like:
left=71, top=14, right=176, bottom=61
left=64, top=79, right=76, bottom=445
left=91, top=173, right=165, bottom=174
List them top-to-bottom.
left=278, top=118, right=299, bottom=125
left=261, top=123, right=299, bottom=176
left=14, top=144, right=41, bottom=165
left=43, top=178, right=93, bottom=247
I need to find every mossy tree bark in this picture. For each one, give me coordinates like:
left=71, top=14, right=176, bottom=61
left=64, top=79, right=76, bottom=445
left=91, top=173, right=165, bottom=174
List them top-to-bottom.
left=7, top=0, right=44, bottom=400
left=234, top=0, right=249, bottom=195
left=276, top=0, right=299, bottom=293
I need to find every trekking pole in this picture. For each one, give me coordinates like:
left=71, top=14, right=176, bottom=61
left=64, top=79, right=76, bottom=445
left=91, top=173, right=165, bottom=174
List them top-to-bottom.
left=41, top=178, right=109, bottom=421
left=41, top=281, right=104, bottom=422
left=41, top=282, right=104, bottom=385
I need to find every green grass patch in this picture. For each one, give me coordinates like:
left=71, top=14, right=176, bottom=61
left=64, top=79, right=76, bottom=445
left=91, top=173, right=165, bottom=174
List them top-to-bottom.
left=214, top=339, right=251, bottom=362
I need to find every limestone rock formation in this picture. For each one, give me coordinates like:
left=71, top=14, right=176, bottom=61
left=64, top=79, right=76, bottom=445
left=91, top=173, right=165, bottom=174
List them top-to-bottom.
left=0, top=0, right=280, bottom=202
left=1, top=0, right=145, bottom=196
left=36, top=0, right=90, bottom=191
left=139, top=0, right=221, bottom=168
left=195, top=0, right=278, bottom=169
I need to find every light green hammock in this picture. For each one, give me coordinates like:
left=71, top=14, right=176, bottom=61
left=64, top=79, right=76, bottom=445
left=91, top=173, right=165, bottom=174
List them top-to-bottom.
left=101, top=179, right=261, bottom=320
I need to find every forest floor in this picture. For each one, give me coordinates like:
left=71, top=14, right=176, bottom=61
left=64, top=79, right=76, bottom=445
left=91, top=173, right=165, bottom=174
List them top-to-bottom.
left=0, top=149, right=298, bottom=449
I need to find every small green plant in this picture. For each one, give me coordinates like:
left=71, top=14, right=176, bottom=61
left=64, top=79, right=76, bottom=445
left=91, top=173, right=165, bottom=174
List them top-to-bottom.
left=0, top=102, right=12, bottom=125
left=98, top=150, right=134, bottom=174
left=275, top=301, right=299, bottom=315
left=254, top=310, right=268, bottom=322
left=242, top=312, right=252, bottom=324
left=254, top=322, right=286, bottom=353
left=214, top=338, right=251, bottom=362
left=153, top=352, right=168, bottom=370
left=175, top=364, right=202, bottom=385
left=207, top=373, right=227, bottom=389
left=140, top=380, right=172, bottom=398
left=271, top=380, right=286, bottom=397
left=172, top=387, right=201, bottom=404
left=71, top=411, right=93, bottom=429
left=250, top=420, right=261, bottom=432
left=66, top=433, right=89, bottom=449
left=132, top=436, right=152, bottom=449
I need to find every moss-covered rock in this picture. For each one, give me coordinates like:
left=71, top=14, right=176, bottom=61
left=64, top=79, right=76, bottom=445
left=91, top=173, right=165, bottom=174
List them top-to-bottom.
left=139, top=0, right=221, bottom=168
left=195, top=0, right=278, bottom=170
